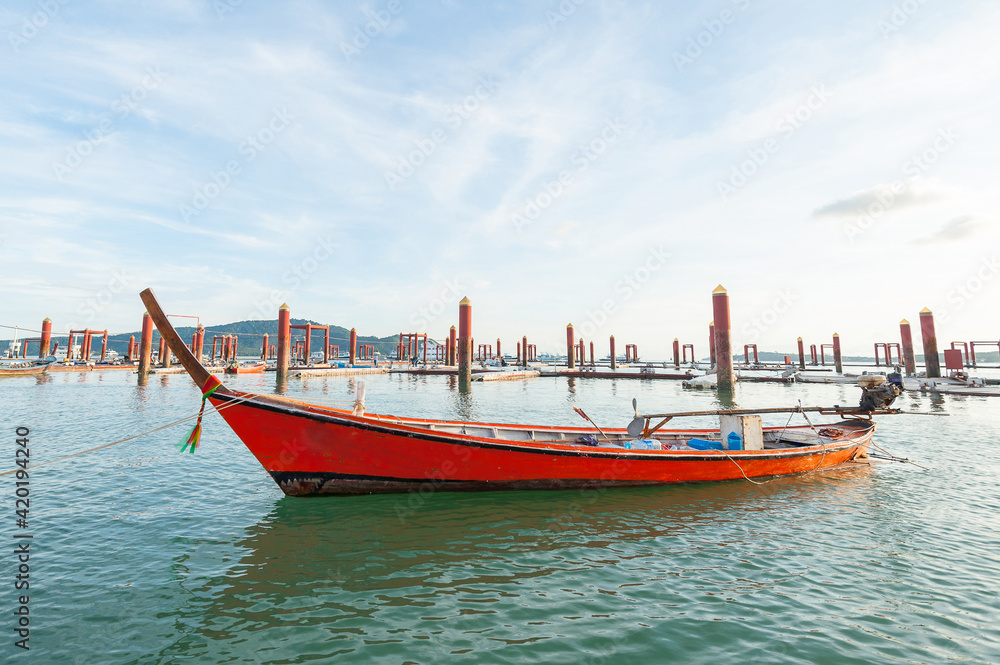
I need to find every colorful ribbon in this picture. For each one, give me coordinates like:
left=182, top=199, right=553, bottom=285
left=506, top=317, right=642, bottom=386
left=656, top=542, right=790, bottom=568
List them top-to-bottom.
left=177, top=375, right=223, bottom=454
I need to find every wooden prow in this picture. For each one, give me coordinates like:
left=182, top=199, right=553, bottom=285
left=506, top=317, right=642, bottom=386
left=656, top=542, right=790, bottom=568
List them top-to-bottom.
left=139, top=288, right=231, bottom=394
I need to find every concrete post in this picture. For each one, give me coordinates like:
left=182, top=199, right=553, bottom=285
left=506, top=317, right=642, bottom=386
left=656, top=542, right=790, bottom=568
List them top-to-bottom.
left=712, top=286, right=734, bottom=393
left=458, top=297, right=472, bottom=383
left=277, top=304, right=290, bottom=380
left=919, top=308, right=941, bottom=378
left=138, top=312, right=153, bottom=376
left=40, top=318, right=52, bottom=358
left=899, top=319, right=916, bottom=376
left=709, top=322, right=716, bottom=368
left=566, top=324, right=576, bottom=369
left=833, top=334, right=843, bottom=374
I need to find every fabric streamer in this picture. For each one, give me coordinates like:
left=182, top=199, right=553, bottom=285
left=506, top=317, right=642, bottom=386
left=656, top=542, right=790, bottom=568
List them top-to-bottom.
left=177, top=375, right=223, bottom=453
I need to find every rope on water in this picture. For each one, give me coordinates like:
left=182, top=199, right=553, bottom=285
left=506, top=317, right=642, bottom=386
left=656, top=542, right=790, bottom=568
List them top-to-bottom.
left=0, top=391, right=260, bottom=477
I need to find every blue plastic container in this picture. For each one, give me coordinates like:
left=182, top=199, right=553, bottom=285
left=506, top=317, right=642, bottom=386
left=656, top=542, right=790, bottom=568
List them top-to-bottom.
left=727, top=431, right=743, bottom=451
left=686, top=438, right=723, bottom=451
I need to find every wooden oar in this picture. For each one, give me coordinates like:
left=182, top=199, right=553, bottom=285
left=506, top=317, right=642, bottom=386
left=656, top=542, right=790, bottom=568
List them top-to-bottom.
left=572, top=406, right=612, bottom=442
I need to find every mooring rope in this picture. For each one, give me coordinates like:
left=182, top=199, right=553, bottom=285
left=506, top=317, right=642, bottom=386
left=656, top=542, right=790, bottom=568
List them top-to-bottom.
left=0, top=391, right=261, bottom=477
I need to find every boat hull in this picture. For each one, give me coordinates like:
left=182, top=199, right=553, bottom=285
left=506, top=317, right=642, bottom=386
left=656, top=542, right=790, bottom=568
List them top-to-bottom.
left=0, top=362, right=52, bottom=377
left=210, top=392, right=875, bottom=496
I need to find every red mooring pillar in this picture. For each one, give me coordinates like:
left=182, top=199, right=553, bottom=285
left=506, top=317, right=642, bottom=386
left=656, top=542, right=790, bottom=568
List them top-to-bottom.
left=712, top=286, right=734, bottom=392
left=458, top=297, right=472, bottom=383
left=277, top=304, right=290, bottom=380
left=919, top=307, right=941, bottom=378
left=138, top=312, right=153, bottom=376
left=40, top=318, right=52, bottom=358
left=899, top=319, right=916, bottom=376
left=709, top=322, right=716, bottom=368
left=566, top=324, right=576, bottom=369
left=195, top=325, right=205, bottom=363
left=449, top=326, right=457, bottom=366
left=349, top=328, right=357, bottom=365
left=262, top=333, right=269, bottom=361
left=832, top=333, right=843, bottom=374
left=522, top=335, right=528, bottom=368
left=610, top=335, right=617, bottom=370
left=158, top=337, right=166, bottom=367
left=797, top=337, right=805, bottom=370
left=673, top=338, right=680, bottom=368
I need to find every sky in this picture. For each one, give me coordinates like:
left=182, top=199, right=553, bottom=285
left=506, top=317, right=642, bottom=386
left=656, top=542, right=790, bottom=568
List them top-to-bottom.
left=1, top=0, right=998, bottom=358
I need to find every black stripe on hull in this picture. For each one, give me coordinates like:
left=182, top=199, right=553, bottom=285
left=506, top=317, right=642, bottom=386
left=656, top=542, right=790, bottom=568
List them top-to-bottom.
left=268, top=465, right=867, bottom=497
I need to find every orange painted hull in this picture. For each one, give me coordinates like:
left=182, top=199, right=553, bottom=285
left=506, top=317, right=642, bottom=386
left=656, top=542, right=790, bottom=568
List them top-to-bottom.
left=209, top=391, right=875, bottom=496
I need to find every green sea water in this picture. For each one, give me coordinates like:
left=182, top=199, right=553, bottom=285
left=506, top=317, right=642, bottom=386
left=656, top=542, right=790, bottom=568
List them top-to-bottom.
left=2, top=369, right=999, bottom=664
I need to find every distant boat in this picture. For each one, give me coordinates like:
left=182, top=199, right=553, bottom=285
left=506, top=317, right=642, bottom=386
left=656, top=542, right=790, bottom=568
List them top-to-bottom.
left=140, top=287, right=910, bottom=497
left=0, top=359, right=54, bottom=377
left=224, top=361, right=266, bottom=375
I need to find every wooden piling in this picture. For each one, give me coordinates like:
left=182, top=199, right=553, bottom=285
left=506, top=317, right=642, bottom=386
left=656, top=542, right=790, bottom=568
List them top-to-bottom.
left=712, top=286, right=735, bottom=392
left=458, top=297, right=472, bottom=383
left=276, top=303, right=290, bottom=380
left=919, top=308, right=941, bottom=378
left=138, top=312, right=153, bottom=376
left=40, top=318, right=52, bottom=357
left=899, top=319, right=916, bottom=376
left=566, top=324, right=576, bottom=369
left=449, top=326, right=457, bottom=366
left=261, top=333, right=269, bottom=362
left=832, top=334, right=843, bottom=374
left=522, top=335, right=528, bottom=368
left=609, top=335, right=617, bottom=370
left=158, top=337, right=166, bottom=367
left=796, top=337, right=805, bottom=370
left=672, top=338, right=680, bottom=368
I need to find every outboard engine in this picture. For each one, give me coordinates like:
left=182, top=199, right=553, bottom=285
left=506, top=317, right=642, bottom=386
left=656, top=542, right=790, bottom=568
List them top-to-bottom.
left=857, top=373, right=902, bottom=411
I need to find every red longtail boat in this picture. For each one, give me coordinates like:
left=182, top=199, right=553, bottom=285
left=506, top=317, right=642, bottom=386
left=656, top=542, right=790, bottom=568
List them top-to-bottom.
left=141, top=288, right=903, bottom=497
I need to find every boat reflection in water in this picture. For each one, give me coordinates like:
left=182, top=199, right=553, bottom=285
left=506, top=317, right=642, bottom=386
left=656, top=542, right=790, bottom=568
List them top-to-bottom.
left=151, top=465, right=876, bottom=663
